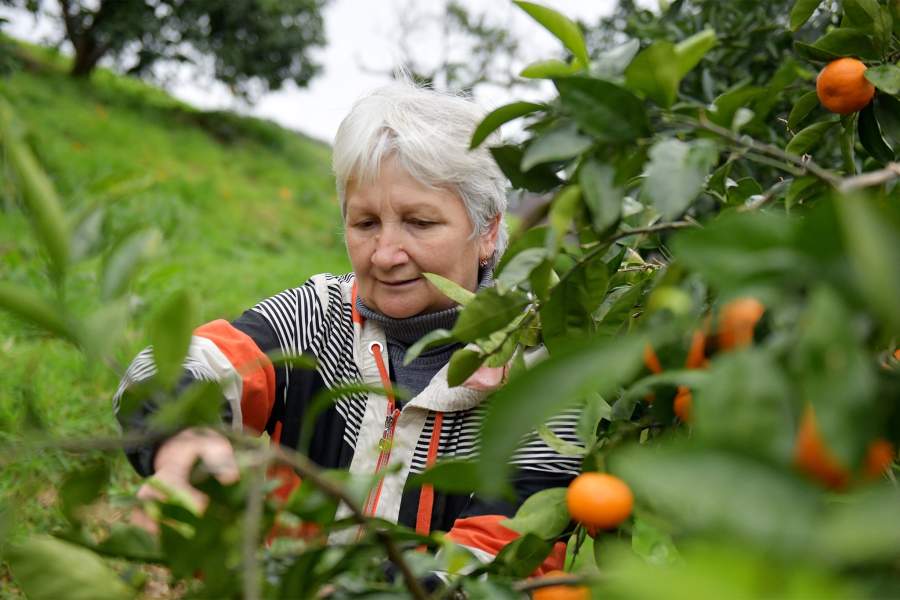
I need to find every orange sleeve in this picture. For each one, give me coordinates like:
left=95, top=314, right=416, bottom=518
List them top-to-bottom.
left=194, top=319, right=276, bottom=434
left=446, top=515, right=566, bottom=575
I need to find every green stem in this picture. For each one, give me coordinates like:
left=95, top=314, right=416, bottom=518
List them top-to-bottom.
left=840, top=114, right=857, bottom=176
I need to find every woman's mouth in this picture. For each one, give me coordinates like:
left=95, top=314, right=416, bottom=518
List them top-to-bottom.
left=378, top=277, right=419, bottom=288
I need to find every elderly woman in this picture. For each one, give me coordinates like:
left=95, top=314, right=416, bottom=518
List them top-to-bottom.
left=115, top=82, right=579, bottom=574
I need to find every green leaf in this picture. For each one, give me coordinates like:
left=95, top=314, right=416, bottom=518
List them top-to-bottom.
left=790, top=0, right=824, bottom=31
left=513, top=1, right=589, bottom=68
left=799, top=28, right=880, bottom=61
left=673, top=29, right=717, bottom=79
left=624, top=30, right=715, bottom=108
left=594, top=38, right=641, bottom=78
left=624, top=41, right=680, bottom=107
left=520, top=59, right=581, bottom=79
left=865, top=64, right=900, bottom=95
left=556, top=77, right=649, bottom=143
left=708, top=85, right=766, bottom=129
left=788, top=90, right=822, bottom=131
left=874, top=93, right=900, bottom=146
left=0, top=99, right=70, bottom=276
left=470, top=101, right=544, bottom=149
left=858, top=102, right=894, bottom=163
left=785, top=119, right=838, bottom=155
left=521, top=122, right=593, bottom=171
left=641, top=138, right=718, bottom=219
left=489, top=145, right=561, bottom=193
left=579, top=159, right=623, bottom=235
left=547, top=185, right=582, bottom=250
left=836, top=193, right=900, bottom=333
left=672, top=211, right=802, bottom=292
left=101, top=228, right=162, bottom=300
left=495, top=248, right=547, bottom=293
left=541, top=254, right=610, bottom=351
left=423, top=272, right=475, bottom=306
left=0, top=282, right=78, bottom=344
left=452, top=288, right=530, bottom=343
left=148, top=289, right=197, bottom=388
left=403, top=329, right=456, bottom=365
left=478, top=335, right=646, bottom=495
left=447, top=348, right=485, bottom=387
left=693, top=351, right=797, bottom=463
left=150, top=380, right=223, bottom=429
left=536, top=424, right=586, bottom=456
left=612, top=445, right=819, bottom=555
left=408, top=460, right=504, bottom=495
left=60, top=462, right=110, bottom=524
left=819, top=487, right=900, bottom=565
left=501, top=488, right=570, bottom=539
left=631, top=517, right=680, bottom=566
left=95, top=525, right=162, bottom=562
left=491, top=533, right=554, bottom=578
left=6, top=535, right=136, bottom=600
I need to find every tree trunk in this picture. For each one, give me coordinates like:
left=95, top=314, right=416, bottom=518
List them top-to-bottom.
left=70, top=40, right=102, bottom=78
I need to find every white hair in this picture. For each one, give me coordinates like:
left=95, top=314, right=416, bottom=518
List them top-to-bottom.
left=332, top=81, right=509, bottom=259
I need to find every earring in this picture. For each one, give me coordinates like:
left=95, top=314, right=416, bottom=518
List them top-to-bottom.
left=479, top=257, right=489, bottom=268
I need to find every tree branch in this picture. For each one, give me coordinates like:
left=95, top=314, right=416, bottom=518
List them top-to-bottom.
left=691, top=114, right=842, bottom=188
left=839, top=163, right=900, bottom=193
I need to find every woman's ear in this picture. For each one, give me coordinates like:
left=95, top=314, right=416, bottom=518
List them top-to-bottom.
left=478, top=214, right=501, bottom=262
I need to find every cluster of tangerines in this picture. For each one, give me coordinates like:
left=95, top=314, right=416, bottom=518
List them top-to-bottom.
left=642, top=297, right=895, bottom=491
left=531, top=298, right=896, bottom=598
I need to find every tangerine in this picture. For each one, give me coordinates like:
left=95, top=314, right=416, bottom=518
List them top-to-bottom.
left=816, top=57, right=875, bottom=115
left=718, top=297, right=765, bottom=351
left=673, top=386, right=693, bottom=422
left=793, top=405, right=849, bottom=490
left=863, top=438, right=896, bottom=480
left=566, top=472, right=633, bottom=531
left=532, top=571, right=590, bottom=600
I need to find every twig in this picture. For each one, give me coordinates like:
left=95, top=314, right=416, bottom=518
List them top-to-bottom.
left=691, top=114, right=842, bottom=188
left=839, top=163, right=900, bottom=192
left=737, top=179, right=790, bottom=212
left=559, top=221, right=697, bottom=287
left=242, top=451, right=269, bottom=600
left=513, top=573, right=594, bottom=592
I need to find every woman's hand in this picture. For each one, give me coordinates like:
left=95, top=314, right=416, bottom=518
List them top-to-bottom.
left=131, top=428, right=239, bottom=534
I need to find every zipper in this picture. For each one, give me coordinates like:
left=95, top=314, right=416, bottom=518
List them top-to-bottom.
left=362, top=341, right=399, bottom=518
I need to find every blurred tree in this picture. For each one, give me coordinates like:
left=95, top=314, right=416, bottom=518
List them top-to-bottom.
left=0, top=0, right=328, bottom=99
left=370, top=0, right=532, bottom=96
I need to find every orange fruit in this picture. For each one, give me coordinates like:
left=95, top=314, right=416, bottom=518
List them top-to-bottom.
left=816, top=58, right=875, bottom=115
left=718, top=297, right=765, bottom=351
left=685, top=329, right=708, bottom=369
left=643, top=344, right=663, bottom=374
left=894, top=349, right=900, bottom=360
left=673, top=386, right=693, bottom=422
left=793, top=405, right=850, bottom=490
left=863, top=438, right=896, bottom=480
left=566, top=473, right=633, bottom=532
left=532, top=571, right=590, bottom=600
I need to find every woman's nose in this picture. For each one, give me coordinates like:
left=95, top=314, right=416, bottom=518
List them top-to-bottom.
left=371, top=227, right=409, bottom=269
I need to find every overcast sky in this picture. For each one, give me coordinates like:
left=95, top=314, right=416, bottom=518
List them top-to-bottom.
left=1, top=0, right=645, bottom=142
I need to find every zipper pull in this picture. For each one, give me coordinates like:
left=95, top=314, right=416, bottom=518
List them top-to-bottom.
left=378, top=409, right=401, bottom=452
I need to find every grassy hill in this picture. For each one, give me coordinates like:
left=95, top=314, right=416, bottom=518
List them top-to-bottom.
left=0, top=39, right=349, bottom=571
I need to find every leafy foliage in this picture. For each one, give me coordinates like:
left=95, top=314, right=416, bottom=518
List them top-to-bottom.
left=0, top=0, right=328, bottom=98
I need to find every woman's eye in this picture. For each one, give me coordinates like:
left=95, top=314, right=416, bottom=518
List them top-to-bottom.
left=353, top=219, right=376, bottom=230
left=408, top=219, right=435, bottom=228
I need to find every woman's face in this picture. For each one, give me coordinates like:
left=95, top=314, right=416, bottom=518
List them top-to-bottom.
left=345, top=157, right=498, bottom=319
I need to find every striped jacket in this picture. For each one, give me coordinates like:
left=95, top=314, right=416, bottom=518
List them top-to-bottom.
left=114, top=273, right=581, bottom=571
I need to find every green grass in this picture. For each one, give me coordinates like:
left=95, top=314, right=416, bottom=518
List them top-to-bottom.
left=0, top=39, right=349, bottom=581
